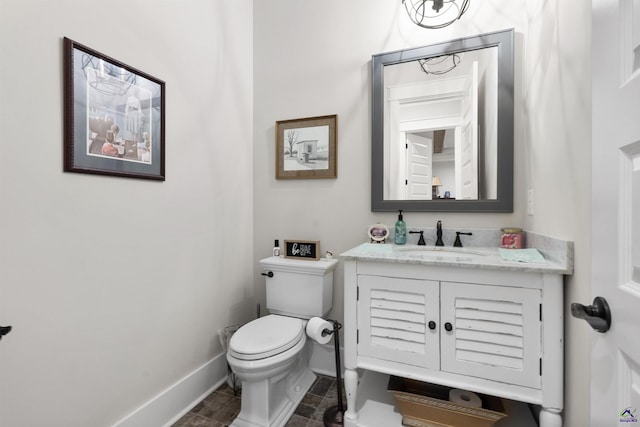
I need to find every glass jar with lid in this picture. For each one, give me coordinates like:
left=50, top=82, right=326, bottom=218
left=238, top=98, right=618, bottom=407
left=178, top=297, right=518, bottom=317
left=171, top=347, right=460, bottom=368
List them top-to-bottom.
left=501, top=227, right=523, bottom=249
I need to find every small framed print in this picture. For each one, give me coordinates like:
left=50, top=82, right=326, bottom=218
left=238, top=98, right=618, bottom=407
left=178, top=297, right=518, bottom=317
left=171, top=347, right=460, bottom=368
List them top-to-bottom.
left=63, top=37, right=166, bottom=180
left=276, top=115, right=337, bottom=179
left=368, top=223, right=389, bottom=243
left=283, top=240, right=320, bottom=261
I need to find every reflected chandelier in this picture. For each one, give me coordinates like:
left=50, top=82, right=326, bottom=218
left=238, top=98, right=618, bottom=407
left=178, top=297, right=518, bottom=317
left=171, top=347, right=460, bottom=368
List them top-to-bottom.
left=402, top=0, right=470, bottom=29
left=419, top=53, right=461, bottom=75
left=81, top=54, right=137, bottom=97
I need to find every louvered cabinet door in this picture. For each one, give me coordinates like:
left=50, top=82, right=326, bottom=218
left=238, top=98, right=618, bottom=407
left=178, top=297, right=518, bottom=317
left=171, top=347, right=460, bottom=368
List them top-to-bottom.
left=357, top=275, right=440, bottom=369
left=440, top=282, right=542, bottom=388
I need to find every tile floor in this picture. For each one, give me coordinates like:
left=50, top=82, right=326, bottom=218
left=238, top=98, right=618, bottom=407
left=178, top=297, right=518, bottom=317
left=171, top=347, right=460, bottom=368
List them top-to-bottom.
left=172, top=374, right=342, bottom=427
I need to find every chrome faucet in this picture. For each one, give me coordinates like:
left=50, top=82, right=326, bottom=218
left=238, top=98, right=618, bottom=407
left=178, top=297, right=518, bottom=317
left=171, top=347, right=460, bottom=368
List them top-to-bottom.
left=435, top=221, right=444, bottom=246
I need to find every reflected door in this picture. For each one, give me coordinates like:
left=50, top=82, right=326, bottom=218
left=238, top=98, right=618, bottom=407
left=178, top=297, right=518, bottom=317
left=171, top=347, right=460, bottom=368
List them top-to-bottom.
left=591, top=0, right=640, bottom=425
left=457, top=61, right=479, bottom=199
left=406, top=133, right=433, bottom=200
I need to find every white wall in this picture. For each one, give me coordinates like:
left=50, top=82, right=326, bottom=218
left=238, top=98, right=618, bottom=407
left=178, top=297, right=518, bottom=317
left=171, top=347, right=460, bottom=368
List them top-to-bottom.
left=0, top=1, right=254, bottom=426
left=253, top=1, right=590, bottom=426
left=520, top=3, right=591, bottom=427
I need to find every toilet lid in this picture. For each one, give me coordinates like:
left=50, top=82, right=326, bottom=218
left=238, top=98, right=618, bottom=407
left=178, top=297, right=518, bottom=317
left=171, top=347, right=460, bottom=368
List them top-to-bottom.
left=229, top=315, right=305, bottom=361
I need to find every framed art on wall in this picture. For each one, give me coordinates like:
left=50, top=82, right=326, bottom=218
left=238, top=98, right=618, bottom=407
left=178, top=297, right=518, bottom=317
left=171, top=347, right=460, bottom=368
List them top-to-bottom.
left=63, top=37, right=166, bottom=180
left=276, top=114, right=337, bottom=179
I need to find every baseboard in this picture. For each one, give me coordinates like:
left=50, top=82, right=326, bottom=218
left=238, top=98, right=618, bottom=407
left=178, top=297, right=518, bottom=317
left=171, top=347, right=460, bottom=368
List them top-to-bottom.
left=112, top=341, right=341, bottom=427
left=111, top=353, right=229, bottom=427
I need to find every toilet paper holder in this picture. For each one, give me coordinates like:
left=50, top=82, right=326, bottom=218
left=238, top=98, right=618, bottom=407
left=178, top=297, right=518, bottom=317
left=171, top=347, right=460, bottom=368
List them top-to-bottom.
left=321, top=319, right=345, bottom=427
left=321, top=321, right=340, bottom=338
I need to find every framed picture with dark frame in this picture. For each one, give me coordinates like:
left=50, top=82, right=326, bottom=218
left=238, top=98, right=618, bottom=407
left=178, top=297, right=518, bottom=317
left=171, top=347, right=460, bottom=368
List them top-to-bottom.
left=63, top=37, right=166, bottom=180
left=276, top=114, right=337, bottom=179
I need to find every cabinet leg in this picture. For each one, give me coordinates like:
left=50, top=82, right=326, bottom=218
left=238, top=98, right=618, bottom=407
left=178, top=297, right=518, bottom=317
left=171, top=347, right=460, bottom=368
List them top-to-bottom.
left=344, top=368, right=358, bottom=427
left=539, top=407, right=562, bottom=427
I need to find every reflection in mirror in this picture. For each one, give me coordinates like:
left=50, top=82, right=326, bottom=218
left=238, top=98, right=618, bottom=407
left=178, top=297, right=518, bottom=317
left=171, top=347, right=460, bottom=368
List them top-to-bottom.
left=372, top=29, right=514, bottom=212
left=384, top=47, right=497, bottom=201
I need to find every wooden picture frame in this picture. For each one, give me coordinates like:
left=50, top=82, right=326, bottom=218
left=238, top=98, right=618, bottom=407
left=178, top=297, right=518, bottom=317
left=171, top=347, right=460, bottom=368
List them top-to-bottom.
left=63, top=37, right=166, bottom=180
left=276, top=115, right=337, bottom=179
left=283, top=240, right=320, bottom=261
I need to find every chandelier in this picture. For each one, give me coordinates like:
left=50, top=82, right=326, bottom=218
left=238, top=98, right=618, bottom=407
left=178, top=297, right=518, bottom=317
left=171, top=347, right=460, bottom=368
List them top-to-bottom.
left=402, top=0, right=470, bottom=29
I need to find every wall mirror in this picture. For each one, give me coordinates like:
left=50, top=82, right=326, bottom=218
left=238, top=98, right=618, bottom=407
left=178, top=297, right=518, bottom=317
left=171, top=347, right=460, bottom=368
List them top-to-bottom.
left=371, top=29, right=514, bottom=212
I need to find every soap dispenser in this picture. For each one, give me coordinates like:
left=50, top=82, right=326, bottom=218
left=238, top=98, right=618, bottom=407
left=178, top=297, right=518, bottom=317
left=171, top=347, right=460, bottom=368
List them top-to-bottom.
left=394, top=210, right=406, bottom=245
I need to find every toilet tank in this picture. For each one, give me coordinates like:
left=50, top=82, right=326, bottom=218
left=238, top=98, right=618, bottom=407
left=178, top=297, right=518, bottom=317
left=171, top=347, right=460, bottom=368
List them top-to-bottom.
left=259, top=256, right=338, bottom=319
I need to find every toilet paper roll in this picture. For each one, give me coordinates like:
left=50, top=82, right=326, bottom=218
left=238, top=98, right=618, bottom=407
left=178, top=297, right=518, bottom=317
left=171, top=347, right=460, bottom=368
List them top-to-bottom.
left=306, top=317, right=333, bottom=345
left=449, top=388, right=482, bottom=408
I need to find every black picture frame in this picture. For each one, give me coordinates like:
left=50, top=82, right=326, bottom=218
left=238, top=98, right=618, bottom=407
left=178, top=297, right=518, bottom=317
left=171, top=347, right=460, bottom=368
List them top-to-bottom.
left=63, top=37, right=166, bottom=180
left=283, top=240, right=320, bottom=261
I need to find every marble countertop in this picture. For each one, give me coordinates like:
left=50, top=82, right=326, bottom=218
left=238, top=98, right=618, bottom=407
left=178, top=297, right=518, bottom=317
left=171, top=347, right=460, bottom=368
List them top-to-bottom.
left=339, top=241, right=573, bottom=275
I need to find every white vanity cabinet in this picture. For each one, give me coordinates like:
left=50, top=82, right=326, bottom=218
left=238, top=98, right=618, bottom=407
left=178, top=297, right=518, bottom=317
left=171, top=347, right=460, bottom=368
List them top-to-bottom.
left=341, top=244, right=571, bottom=427
left=357, top=274, right=542, bottom=389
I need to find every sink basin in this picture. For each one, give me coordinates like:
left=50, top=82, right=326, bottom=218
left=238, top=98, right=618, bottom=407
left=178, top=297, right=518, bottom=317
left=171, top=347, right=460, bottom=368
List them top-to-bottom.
left=393, top=246, right=490, bottom=260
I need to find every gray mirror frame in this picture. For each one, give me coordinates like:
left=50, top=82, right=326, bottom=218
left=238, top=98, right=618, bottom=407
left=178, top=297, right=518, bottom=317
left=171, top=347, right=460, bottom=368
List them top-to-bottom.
left=371, top=29, right=514, bottom=212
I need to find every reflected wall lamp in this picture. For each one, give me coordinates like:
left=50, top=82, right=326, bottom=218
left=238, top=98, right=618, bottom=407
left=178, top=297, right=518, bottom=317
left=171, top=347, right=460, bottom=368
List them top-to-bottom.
left=402, top=0, right=470, bottom=29
left=432, top=176, right=442, bottom=198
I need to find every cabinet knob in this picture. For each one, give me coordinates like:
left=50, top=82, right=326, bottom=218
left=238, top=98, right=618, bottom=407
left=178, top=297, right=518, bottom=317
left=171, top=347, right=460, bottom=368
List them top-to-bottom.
left=428, top=321, right=436, bottom=330
left=444, top=322, right=453, bottom=332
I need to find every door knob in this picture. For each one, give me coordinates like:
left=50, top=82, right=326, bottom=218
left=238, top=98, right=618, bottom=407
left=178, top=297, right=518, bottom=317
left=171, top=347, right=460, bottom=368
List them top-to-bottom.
left=571, top=296, right=611, bottom=333
left=0, top=325, right=12, bottom=341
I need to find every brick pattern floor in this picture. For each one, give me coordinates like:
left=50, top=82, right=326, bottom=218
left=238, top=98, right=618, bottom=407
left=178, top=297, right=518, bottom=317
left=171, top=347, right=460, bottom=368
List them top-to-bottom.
left=172, top=374, right=342, bottom=427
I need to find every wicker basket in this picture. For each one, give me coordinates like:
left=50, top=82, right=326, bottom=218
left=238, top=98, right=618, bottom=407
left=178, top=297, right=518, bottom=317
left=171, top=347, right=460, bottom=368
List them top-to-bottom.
left=387, top=377, right=507, bottom=427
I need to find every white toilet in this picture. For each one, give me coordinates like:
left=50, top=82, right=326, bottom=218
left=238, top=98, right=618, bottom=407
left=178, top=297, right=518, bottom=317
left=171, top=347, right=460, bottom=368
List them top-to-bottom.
left=226, top=256, right=338, bottom=427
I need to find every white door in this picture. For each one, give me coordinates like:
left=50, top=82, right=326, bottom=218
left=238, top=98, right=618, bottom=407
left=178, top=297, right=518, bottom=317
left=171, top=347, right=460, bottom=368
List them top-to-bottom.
left=589, top=0, right=640, bottom=425
left=457, top=61, right=479, bottom=199
left=406, top=133, right=433, bottom=199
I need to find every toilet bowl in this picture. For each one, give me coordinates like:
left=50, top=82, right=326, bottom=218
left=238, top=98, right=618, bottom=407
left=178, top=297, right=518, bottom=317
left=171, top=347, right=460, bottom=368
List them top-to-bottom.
left=226, top=256, right=338, bottom=427
left=226, top=315, right=316, bottom=427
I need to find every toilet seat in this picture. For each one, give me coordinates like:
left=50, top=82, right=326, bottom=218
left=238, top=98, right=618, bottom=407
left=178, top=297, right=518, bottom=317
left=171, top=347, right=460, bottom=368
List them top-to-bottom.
left=229, top=315, right=305, bottom=361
